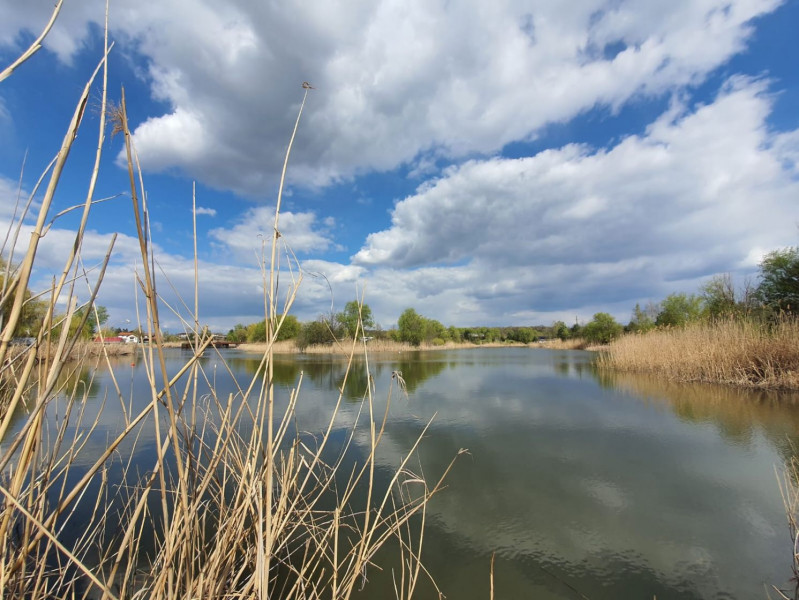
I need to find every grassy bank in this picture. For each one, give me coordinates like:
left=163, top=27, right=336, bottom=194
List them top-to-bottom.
left=597, top=318, right=799, bottom=389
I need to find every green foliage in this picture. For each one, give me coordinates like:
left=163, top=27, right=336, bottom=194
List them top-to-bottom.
left=756, top=246, right=799, bottom=314
left=1, top=258, right=48, bottom=338
left=701, top=274, right=738, bottom=319
left=655, top=293, right=703, bottom=327
left=17, top=296, right=48, bottom=338
left=336, top=301, right=374, bottom=338
left=628, top=302, right=657, bottom=333
left=65, top=304, right=109, bottom=340
left=397, top=308, right=425, bottom=346
left=582, top=312, right=623, bottom=344
left=238, top=314, right=300, bottom=343
left=276, top=314, right=301, bottom=341
left=296, top=318, right=337, bottom=351
left=423, top=318, right=446, bottom=342
left=246, top=320, right=267, bottom=343
left=552, top=321, right=570, bottom=340
left=227, top=323, right=248, bottom=342
left=447, top=326, right=462, bottom=343
left=485, top=327, right=501, bottom=342
left=506, top=327, right=536, bottom=343
left=431, top=337, right=446, bottom=346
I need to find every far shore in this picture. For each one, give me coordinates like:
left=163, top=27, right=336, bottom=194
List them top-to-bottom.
left=233, top=337, right=599, bottom=355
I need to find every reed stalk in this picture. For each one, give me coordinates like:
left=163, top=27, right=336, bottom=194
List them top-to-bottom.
left=0, top=0, right=64, bottom=83
left=776, top=459, right=799, bottom=599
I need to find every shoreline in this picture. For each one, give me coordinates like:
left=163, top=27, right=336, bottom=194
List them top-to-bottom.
left=235, top=338, right=601, bottom=355
left=238, top=339, right=526, bottom=355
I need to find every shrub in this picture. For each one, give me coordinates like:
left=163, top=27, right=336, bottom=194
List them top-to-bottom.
left=583, top=312, right=623, bottom=344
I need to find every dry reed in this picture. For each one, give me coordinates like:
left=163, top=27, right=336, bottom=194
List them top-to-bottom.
left=0, top=13, right=459, bottom=598
left=597, top=318, right=799, bottom=389
left=536, top=338, right=589, bottom=351
left=776, top=458, right=799, bottom=599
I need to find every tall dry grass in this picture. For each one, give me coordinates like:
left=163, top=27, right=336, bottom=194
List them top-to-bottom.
left=0, top=12, right=458, bottom=599
left=597, top=318, right=799, bottom=389
left=536, top=338, right=589, bottom=351
left=776, top=458, right=799, bottom=600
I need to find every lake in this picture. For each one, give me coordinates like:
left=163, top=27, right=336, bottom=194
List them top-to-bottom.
left=11, top=346, right=799, bottom=599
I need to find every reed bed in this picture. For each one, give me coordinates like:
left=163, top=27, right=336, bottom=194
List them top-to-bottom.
left=0, top=17, right=458, bottom=599
left=597, top=318, right=799, bottom=389
left=536, top=338, right=589, bottom=351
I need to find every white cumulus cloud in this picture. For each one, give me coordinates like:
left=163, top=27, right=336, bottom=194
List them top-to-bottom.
left=0, top=0, right=784, bottom=194
left=346, top=78, right=799, bottom=323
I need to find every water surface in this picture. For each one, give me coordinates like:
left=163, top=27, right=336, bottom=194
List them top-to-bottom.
left=14, top=346, right=799, bottom=599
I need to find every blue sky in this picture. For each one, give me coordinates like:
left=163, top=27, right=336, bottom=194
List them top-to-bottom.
left=1, top=0, right=798, bottom=333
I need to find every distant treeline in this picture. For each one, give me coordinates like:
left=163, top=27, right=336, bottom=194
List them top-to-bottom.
left=227, top=246, right=799, bottom=349
left=226, top=302, right=556, bottom=349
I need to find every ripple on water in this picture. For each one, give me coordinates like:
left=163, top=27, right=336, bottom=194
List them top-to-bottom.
left=584, top=477, right=629, bottom=512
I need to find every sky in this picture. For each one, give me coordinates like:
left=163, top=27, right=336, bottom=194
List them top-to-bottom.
left=0, top=0, right=798, bottom=333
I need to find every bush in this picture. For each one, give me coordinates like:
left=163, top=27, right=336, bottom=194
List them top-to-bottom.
left=655, top=293, right=703, bottom=328
left=583, top=312, right=623, bottom=344
left=296, top=318, right=336, bottom=351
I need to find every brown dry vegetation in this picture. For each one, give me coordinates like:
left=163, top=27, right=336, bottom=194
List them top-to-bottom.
left=597, top=318, right=799, bottom=389
left=535, top=338, right=590, bottom=351
left=777, top=458, right=799, bottom=600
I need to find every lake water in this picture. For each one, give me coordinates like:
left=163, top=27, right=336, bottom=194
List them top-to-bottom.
left=11, top=346, right=799, bottom=599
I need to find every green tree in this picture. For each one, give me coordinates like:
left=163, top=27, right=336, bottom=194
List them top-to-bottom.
left=756, top=247, right=799, bottom=314
left=1, top=258, right=49, bottom=338
left=701, top=274, right=738, bottom=319
left=655, top=293, right=703, bottom=327
left=336, top=301, right=374, bottom=338
left=628, top=302, right=657, bottom=333
left=67, top=304, right=109, bottom=339
left=94, top=305, right=109, bottom=331
left=397, top=308, right=425, bottom=346
left=582, top=312, right=623, bottom=344
left=276, top=314, right=301, bottom=341
left=242, top=315, right=300, bottom=343
left=296, top=318, right=337, bottom=351
left=423, top=318, right=446, bottom=342
left=246, top=320, right=266, bottom=342
left=552, top=321, right=570, bottom=340
left=227, top=323, right=248, bottom=342
left=447, top=326, right=462, bottom=343
left=485, top=327, right=501, bottom=342
left=509, top=327, right=535, bottom=343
